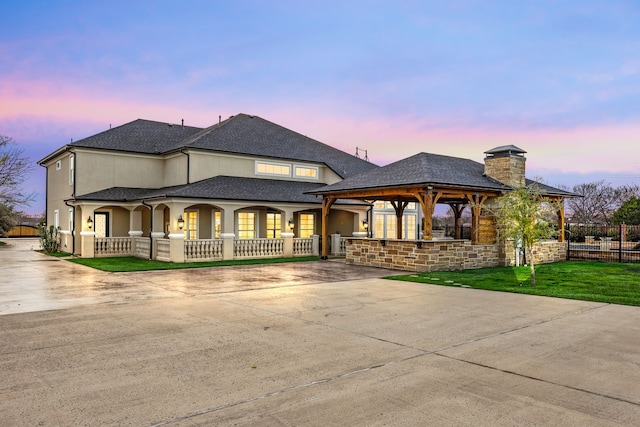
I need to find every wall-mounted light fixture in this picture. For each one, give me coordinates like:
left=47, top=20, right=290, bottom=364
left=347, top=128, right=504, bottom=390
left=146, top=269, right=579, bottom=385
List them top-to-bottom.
left=177, top=215, right=185, bottom=230
left=86, top=216, right=93, bottom=230
left=288, top=218, right=295, bottom=230
left=362, top=219, right=369, bottom=230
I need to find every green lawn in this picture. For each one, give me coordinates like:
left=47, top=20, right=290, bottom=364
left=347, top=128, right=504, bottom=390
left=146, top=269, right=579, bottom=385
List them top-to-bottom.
left=0, top=241, right=6, bottom=246
left=68, top=256, right=321, bottom=272
left=385, top=261, right=640, bottom=306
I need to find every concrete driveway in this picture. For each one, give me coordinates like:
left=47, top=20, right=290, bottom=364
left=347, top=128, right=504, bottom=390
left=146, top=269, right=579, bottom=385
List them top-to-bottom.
left=1, top=239, right=640, bottom=426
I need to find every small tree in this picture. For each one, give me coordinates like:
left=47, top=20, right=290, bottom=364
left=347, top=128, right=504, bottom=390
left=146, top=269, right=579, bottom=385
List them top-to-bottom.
left=0, top=135, right=35, bottom=207
left=492, top=185, right=557, bottom=286
left=612, top=197, right=640, bottom=225
left=0, top=203, right=18, bottom=236
left=38, top=224, right=60, bottom=253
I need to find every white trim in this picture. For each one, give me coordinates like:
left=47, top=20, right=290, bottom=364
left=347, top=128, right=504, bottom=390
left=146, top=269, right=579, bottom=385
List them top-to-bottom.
left=255, top=160, right=291, bottom=177
left=293, top=164, right=319, bottom=180
left=80, top=231, right=95, bottom=237
left=128, top=231, right=144, bottom=237
left=151, top=232, right=166, bottom=238
left=281, top=232, right=295, bottom=238
left=168, top=233, right=186, bottom=239
left=219, top=233, right=235, bottom=238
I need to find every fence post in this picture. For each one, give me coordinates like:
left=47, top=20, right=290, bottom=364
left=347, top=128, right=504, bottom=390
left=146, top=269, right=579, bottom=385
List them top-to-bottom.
left=619, top=223, right=623, bottom=263
left=311, top=235, right=320, bottom=256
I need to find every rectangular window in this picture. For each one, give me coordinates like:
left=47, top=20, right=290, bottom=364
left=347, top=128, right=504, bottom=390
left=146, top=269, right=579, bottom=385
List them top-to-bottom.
left=69, top=154, right=75, bottom=185
left=56, top=160, right=62, bottom=170
left=256, top=161, right=291, bottom=177
left=294, top=165, right=318, bottom=179
left=374, top=201, right=385, bottom=209
left=186, top=211, right=198, bottom=240
left=213, top=211, right=221, bottom=239
left=237, top=212, right=255, bottom=239
left=266, top=212, right=281, bottom=238
left=299, top=214, right=315, bottom=238
left=374, top=214, right=397, bottom=239
left=385, top=214, right=397, bottom=239
left=374, top=215, right=384, bottom=238
left=404, top=215, right=416, bottom=239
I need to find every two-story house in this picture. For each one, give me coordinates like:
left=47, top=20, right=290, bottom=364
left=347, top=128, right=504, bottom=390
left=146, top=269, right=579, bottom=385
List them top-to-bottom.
left=39, top=113, right=422, bottom=261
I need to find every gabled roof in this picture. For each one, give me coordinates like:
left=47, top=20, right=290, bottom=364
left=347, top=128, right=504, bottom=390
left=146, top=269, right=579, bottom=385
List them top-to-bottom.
left=41, top=114, right=377, bottom=179
left=309, top=152, right=512, bottom=194
left=73, top=176, right=366, bottom=206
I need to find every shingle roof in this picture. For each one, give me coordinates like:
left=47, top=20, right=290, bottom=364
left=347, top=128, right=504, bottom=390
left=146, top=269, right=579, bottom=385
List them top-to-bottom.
left=56, top=114, right=377, bottom=179
left=175, top=114, right=376, bottom=178
left=68, top=119, right=204, bottom=154
left=309, top=152, right=512, bottom=194
left=74, top=176, right=366, bottom=206
left=526, top=179, right=576, bottom=197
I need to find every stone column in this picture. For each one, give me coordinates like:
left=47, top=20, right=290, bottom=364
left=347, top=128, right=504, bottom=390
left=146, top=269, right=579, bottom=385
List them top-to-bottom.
left=80, top=231, right=95, bottom=258
left=282, top=232, right=294, bottom=257
left=168, top=233, right=185, bottom=263
left=220, top=233, right=235, bottom=261
left=331, top=233, right=342, bottom=256
left=312, top=234, right=320, bottom=256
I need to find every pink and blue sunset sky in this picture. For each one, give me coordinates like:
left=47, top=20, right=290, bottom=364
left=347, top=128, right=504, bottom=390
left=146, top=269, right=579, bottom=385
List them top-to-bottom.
left=2, top=0, right=639, bottom=214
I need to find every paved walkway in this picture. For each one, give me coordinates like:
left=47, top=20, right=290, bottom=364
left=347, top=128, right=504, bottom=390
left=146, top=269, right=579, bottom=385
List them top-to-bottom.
left=1, top=239, right=640, bottom=426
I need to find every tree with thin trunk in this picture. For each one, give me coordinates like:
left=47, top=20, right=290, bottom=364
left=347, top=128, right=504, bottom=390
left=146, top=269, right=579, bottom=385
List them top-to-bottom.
left=0, top=134, right=35, bottom=207
left=491, top=185, right=557, bottom=286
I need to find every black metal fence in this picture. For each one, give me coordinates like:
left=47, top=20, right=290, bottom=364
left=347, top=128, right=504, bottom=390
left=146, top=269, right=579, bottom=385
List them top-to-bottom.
left=566, top=223, right=640, bottom=263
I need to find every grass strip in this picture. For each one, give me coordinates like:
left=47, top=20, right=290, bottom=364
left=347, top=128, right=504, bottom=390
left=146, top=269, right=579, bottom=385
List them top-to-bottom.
left=68, top=256, right=321, bottom=272
left=385, top=261, right=640, bottom=306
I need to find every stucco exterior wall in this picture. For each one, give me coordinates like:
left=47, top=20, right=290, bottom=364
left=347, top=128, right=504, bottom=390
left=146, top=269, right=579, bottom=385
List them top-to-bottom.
left=75, top=151, right=165, bottom=195
left=44, top=154, right=74, bottom=231
left=163, top=155, right=188, bottom=187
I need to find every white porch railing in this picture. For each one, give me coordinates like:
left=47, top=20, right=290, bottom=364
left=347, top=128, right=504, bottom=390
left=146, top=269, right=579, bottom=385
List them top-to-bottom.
left=95, top=237, right=132, bottom=257
left=134, top=237, right=150, bottom=259
left=234, top=238, right=284, bottom=259
left=293, top=238, right=314, bottom=256
left=156, top=239, right=170, bottom=262
left=185, top=239, right=223, bottom=261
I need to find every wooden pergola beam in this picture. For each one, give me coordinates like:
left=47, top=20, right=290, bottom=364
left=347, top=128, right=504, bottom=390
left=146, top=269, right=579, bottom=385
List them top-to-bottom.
left=321, top=196, right=336, bottom=259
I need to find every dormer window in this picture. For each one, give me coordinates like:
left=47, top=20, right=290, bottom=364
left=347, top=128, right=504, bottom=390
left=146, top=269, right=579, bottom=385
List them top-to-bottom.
left=256, top=161, right=291, bottom=177
left=294, top=165, right=318, bottom=180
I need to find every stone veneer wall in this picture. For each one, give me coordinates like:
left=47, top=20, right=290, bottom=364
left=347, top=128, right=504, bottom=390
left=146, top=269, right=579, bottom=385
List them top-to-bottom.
left=484, top=156, right=526, bottom=188
left=346, top=238, right=567, bottom=272
left=346, top=238, right=502, bottom=272
left=503, top=240, right=568, bottom=266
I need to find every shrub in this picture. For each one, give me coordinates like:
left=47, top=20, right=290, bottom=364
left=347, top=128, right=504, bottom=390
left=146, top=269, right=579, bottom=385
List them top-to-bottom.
left=38, top=225, right=60, bottom=253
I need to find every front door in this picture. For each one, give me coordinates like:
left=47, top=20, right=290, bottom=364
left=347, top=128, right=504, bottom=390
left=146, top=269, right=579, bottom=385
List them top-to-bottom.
left=94, top=212, right=110, bottom=238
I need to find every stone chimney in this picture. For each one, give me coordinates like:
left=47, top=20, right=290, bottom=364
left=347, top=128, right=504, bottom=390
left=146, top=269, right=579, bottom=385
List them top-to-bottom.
left=483, top=145, right=526, bottom=188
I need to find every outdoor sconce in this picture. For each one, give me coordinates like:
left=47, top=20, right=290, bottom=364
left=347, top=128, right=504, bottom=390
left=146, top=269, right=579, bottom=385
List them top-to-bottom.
left=177, top=215, right=185, bottom=230
left=86, top=216, right=93, bottom=230
left=288, top=218, right=295, bottom=230
left=362, top=219, right=369, bottom=230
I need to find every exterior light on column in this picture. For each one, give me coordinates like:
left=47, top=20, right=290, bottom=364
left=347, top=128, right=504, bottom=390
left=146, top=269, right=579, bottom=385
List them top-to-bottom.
left=177, top=215, right=185, bottom=230
left=86, top=216, right=93, bottom=230
left=288, top=218, right=295, bottom=230
left=362, top=219, right=369, bottom=230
